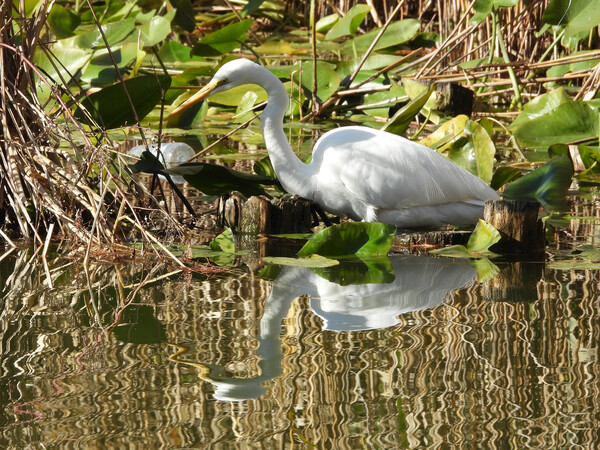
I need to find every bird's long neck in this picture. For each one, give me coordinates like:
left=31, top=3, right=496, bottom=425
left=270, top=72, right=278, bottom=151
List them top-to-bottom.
left=258, top=71, right=312, bottom=198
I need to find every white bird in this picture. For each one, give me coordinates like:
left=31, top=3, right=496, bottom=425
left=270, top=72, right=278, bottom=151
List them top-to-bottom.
left=169, top=59, right=499, bottom=228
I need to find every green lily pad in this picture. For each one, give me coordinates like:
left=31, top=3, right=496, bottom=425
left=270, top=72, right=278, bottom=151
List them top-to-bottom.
left=543, top=0, right=600, bottom=38
left=325, top=4, right=371, bottom=40
left=75, top=18, right=136, bottom=48
left=341, top=19, right=420, bottom=55
left=293, top=61, right=341, bottom=103
left=75, top=75, right=171, bottom=129
left=513, top=101, right=598, bottom=147
left=298, top=222, right=396, bottom=258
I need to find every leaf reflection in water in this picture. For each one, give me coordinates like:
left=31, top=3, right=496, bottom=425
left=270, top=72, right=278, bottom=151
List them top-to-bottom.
left=205, top=255, right=476, bottom=401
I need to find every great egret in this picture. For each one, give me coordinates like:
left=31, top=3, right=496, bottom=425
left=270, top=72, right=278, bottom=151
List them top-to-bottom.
left=169, top=59, right=499, bottom=227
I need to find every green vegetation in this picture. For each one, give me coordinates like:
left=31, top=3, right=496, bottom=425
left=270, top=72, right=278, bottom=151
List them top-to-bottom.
left=1, top=0, right=600, bottom=268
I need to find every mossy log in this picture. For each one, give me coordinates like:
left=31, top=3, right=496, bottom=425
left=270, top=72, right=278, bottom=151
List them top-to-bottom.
left=483, top=199, right=545, bottom=256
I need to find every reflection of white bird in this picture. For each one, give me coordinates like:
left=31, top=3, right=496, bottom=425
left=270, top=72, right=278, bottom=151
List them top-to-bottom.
left=169, top=59, right=499, bottom=228
left=201, top=255, right=476, bottom=401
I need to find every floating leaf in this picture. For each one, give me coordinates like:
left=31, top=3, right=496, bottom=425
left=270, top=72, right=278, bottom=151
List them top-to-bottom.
left=543, top=0, right=600, bottom=38
left=325, top=4, right=371, bottom=40
left=75, top=75, right=171, bottom=129
left=502, top=155, right=574, bottom=208
left=298, top=222, right=396, bottom=258
left=262, top=255, right=340, bottom=268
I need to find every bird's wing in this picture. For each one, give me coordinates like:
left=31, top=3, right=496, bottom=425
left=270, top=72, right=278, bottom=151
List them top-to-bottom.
left=312, top=126, right=497, bottom=211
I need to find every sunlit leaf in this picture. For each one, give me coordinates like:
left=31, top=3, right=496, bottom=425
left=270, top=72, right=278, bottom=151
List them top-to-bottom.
left=543, top=0, right=600, bottom=37
left=325, top=4, right=371, bottom=40
left=315, top=13, right=339, bottom=33
left=138, top=14, right=172, bottom=47
left=75, top=18, right=136, bottom=48
left=342, top=19, right=420, bottom=54
left=293, top=61, right=341, bottom=103
left=75, top=75, right=171, bottom=129
left=210, top=84, right=268, bottom=106
left=509, top=88, right=571, bottom=131
left=234, top=91, right=258, bottom=122
left=513, top=101, right=598, bottom=147
left=419, top=115, right=469, bottom=148
left=447, top=120, right=496, bottom=184
left=466, top=219, right=501, bottom=256
left=431, top=220, right=500, bottom=258
left=298, top=222, right=396, bottom=258
left=210, top=228, right=236, bottom=253
left=262, top=255, right=340, bottom=268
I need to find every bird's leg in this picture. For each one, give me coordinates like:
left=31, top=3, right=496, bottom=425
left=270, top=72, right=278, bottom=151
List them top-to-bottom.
left=291, top=195, right=332, bottom=227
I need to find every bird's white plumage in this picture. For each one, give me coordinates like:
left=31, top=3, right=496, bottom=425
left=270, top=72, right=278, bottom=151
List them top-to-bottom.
left=186, top=59, right=499, bottom=227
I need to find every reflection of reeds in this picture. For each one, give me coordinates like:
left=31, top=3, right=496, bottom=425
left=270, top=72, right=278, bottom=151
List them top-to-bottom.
left=1, top=253, right=599, bottom=447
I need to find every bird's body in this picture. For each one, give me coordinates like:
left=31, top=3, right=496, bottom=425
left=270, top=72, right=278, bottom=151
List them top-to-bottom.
left=170, top=59, right=499, bottom=227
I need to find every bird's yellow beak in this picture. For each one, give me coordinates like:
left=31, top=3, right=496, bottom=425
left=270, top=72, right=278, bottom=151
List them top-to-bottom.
left=168, top=78, right=224, bottom=118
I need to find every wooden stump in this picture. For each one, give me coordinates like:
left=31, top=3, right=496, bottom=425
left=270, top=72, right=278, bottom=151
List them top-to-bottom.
left=217, top=194, right=313, bottom=235
left=483, top=199, right=545, bottom=256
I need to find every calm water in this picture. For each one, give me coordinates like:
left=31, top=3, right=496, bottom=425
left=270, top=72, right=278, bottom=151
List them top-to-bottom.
left=1, top=196, right=599, bottom=448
